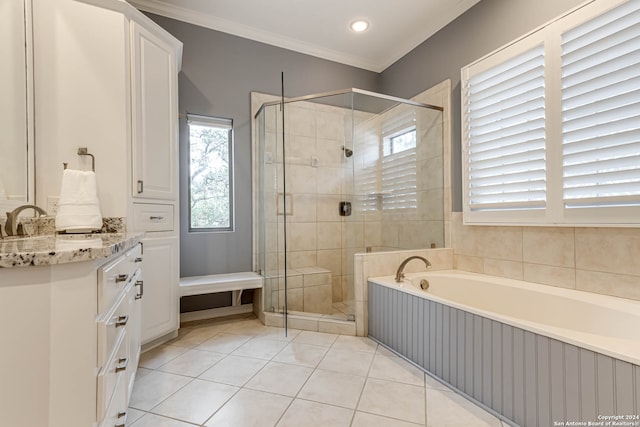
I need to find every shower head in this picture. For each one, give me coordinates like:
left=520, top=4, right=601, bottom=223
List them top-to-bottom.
left=342, top=146, right=353, bottom=158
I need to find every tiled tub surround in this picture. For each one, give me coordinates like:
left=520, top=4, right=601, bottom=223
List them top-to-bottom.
left=451, top=212, right=640, bottom=302
left=354, top=248, right=454, bottom=336
left=368, top=273, right=640, bottom=427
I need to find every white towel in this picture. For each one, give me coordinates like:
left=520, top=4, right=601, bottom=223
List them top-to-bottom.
left=55, top=169, right=103, bottom=232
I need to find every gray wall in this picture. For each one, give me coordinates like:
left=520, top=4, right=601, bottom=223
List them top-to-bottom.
left=147, top=0, right=587, bottom=276
left=379, top=0, right=585, bottom=211
left=146, top=14, right=379, bottom=277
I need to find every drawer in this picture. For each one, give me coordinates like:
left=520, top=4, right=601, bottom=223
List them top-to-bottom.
left=132, top=203, right=174, bottom=232
left=98, top=244, right=142, bottom=313
left=97, top=276, right=138, bottom=369
left=97, top=332, right=129, bottom=422
left=98, top=372, right=127, bottom=427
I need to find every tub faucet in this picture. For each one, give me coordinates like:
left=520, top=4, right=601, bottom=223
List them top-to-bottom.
left=5, top=204, right=48, bottom=237
left=395, top=256, right=431, bottom=282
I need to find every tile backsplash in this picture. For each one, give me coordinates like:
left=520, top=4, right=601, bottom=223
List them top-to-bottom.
left=451, top=212, right=640, bottom=301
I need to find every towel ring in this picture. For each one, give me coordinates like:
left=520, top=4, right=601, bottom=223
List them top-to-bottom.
left=77, top=147, right=95, bottom=172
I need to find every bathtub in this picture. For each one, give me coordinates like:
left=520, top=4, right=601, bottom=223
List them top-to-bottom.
left=368, top=270, right=640, bottom=427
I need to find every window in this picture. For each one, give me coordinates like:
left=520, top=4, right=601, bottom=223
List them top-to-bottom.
left=462, top=0, right=640, bottom=226
left=188, top=115, right=234, bottom=231
left=382, top=126, right=418, bottom=210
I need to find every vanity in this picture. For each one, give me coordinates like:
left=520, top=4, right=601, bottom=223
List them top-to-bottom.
left=0, top=233, right=143, bottom=427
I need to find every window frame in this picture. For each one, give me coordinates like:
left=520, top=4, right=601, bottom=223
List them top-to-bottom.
left=461, top=0, right=640, bottom=227
left=187, top=114, right=235, bottom=233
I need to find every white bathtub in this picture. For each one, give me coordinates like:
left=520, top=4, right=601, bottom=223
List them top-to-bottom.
left=370, top=270, right=640, bottom=366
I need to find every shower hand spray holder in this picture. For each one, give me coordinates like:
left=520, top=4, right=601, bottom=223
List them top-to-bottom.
left=339, top=201, right=352, bottom=216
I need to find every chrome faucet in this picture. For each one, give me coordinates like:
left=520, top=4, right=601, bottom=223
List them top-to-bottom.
left=5, top=205, right=48, bottom=237
left=395, top=256, right=431, bottom=282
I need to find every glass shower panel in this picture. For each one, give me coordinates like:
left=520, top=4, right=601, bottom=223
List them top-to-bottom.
left=256, top=88, right=443, bottom=325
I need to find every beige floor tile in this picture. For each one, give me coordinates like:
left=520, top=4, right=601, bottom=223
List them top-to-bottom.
left=225, top=319, right=274, bottom=336
left=167, top=324, right=228, bottom=347
left=252, top=326, right=301, bottom=342
left=293, top=330, right=338, bottom=347
left=196, top=333, right=253, bottom=354
left=331, top=335, right=378, bottom=353
left=231, top=338, right=289, bottom=360
left=272, top=342, right=329, bottom=367
left=138, top=345, right=189, bottom=369
left=156, top=348, right=226, bottom=377
left=316, top=348, right=374, bottom=377
left=368, top=354, right=425, bottom=386
left=199, top=355, right=268, bottom=386
left=245, top=361, right=313, bottom=397
left=298, top=369, right=366, bottom=409
left=129, top=371, right=191, bottom=411
left=425, top=374, right=451, bottom=392
left=150, top=378, right=239, bottom=425
left=358, top=378, right=426, bottom=424
left=204, top=388, right=292, bottom=427
left=426, top=388, right=501, bottom=427
left=276, top=399, right=353, bottom=427
left=125, top=408, right=146, bottom=425
left=351, top=411, right=424, bottom=427
left=130, top=413, right=196, bottom=427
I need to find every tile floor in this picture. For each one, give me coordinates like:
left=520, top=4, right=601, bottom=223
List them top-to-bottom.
left=129, top=315, right=509, bottom=426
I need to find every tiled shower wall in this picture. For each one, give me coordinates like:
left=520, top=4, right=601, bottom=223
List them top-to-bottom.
left=261, top=99, right=373, bottom=307
left=451, top=212, right=640, bottom=302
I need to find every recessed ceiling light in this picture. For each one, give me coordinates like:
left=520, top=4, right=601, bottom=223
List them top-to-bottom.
left=350, top=19, right=369, bottom=33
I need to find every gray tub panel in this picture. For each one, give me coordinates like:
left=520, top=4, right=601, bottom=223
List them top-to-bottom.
left=367, top=281, right=640, bottom=426
left=502, top=325, right=514, bottom=421
left=550, top=339, right=565, bottom=424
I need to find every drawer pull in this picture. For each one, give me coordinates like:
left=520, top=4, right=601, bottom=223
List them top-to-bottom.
left=137, top=180, right=144, bottom=194
left=149, top=215, right=165, bottom=220
left=134, top=257, right=143, bottom=263
left=115, top=274, right=129, bottom=283
left=135, top=280, right=144, bottom=300
left=115, top=315, right=129, bottom=327
left=115, top=357, right=128, bottom=373
left=115, top=411, right=127, bottom=427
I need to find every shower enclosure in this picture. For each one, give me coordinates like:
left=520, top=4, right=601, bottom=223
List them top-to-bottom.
left=254, top=88, right=443, bottom=327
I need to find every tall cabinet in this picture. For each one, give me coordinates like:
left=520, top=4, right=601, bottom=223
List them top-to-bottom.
left=34, top=0, right=182, bottom=346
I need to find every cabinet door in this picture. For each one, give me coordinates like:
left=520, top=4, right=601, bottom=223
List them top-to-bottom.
left=131, top=21, right=178, bottom=200
left=140, top=236, right=179, bottom=343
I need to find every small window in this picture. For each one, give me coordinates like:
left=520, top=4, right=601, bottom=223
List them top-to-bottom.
left=187, top=115, right=234, bottom=231
left=383, top=128, right=416, bottom=156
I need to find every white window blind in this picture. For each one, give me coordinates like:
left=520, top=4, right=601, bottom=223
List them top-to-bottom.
left=462, top=0, right=640, bottom=226
left=561, top=0, right=640, bottom=209
left=464, top=46, right=547, bottom=212
left=381, top=109, right=418, bottom=210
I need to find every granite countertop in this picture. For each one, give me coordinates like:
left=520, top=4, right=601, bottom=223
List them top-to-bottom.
left=0, top=232, right=144, bottom=268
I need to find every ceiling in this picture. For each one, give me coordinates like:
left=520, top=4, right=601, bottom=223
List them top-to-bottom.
left=128, top=0, right=481, bottom=73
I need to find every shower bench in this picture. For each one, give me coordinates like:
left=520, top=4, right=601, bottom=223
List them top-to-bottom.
left=179, top=272, right=263, bottom=321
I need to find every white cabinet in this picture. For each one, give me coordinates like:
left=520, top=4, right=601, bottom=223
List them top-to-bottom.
left=33, top=0, right=182, bottom=346
left=131, top=21, right=179, bottom=201
left=140, top=235, right=180, bottom=343
left=0, top=242, right=143, bottom=427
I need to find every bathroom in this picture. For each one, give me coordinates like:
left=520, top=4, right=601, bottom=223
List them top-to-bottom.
left=1, top=0, right=639, bottom=425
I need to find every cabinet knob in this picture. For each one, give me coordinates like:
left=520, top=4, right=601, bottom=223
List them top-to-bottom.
left=134, top=257, right=143, bottom=263
left=115, top=274, right=129, bottom=283
left=115, top=315, right=129, bottom=327
left=115, top=357, right=128, bottom=373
